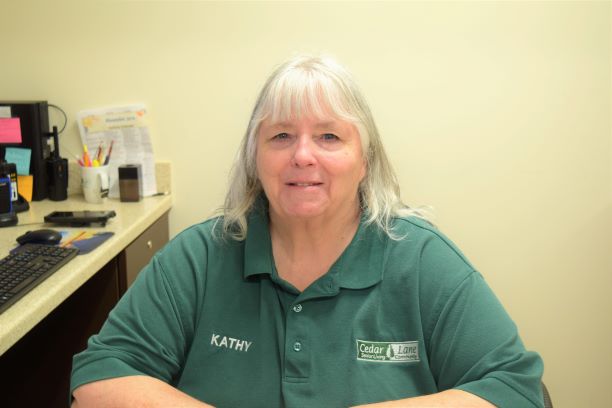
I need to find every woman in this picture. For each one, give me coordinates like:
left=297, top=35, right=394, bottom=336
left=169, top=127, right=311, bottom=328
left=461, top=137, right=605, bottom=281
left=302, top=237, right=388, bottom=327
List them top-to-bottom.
left=71, top=55, right=544, bottom=407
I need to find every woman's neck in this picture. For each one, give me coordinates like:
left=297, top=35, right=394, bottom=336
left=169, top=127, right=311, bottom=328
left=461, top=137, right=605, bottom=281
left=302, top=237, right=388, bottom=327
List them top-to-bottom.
left=269, top=203, right=361, bottom=291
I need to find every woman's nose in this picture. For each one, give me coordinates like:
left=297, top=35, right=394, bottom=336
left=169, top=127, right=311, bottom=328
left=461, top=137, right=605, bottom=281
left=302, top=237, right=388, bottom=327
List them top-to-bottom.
left=291, top=136, right=316, bottom=167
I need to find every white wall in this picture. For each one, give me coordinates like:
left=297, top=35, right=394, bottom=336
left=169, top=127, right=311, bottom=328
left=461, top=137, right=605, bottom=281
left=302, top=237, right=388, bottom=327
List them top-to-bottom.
left=1, top=2, right=610, bottom=406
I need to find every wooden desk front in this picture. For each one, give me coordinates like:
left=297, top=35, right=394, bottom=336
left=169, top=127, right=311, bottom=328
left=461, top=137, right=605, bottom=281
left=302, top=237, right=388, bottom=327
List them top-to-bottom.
left=0, top=195, right=172, bottom=406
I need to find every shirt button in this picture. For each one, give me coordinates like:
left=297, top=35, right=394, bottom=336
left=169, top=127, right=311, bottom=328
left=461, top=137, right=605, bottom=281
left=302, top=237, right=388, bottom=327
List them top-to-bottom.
left=292, top=304, right=303, bottom=313
left=293, top=341, right=302, bottom=352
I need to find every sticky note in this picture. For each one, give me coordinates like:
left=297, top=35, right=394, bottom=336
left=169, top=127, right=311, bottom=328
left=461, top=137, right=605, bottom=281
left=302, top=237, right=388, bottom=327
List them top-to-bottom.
left=0, top=118, right=22, bottom=143
left=5, top=147, right=31, bottom=175
left=17, top=175, right=33, bottom=202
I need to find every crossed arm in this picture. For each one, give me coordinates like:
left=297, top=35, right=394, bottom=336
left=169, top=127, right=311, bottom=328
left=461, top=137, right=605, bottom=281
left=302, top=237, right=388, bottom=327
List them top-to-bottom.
left=72, top=376, right=494, bottom=408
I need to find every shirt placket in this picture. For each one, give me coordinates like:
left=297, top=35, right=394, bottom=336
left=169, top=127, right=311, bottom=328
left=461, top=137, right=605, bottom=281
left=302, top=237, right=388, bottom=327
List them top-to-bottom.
left=279, top=275, right=339, bottom=407
left=283, top=298, right=309, bottom=381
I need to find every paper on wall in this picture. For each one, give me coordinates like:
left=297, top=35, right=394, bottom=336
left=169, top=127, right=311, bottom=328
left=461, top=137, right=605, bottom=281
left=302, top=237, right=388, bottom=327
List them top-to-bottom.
left=77, top=104, right=157, bottom=198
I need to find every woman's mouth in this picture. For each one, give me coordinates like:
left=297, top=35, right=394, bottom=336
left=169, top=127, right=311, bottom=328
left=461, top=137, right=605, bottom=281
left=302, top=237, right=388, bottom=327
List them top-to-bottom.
left=288, top=182, right=322, bottom=187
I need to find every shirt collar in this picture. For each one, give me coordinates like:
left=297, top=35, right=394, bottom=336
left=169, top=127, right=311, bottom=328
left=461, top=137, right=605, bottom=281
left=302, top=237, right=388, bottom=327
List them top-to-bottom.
left=243, top=200, right=275, bottom=279
left=243, top=201, right=386, bottom=290
left=331, top=213, right=385, bottom=289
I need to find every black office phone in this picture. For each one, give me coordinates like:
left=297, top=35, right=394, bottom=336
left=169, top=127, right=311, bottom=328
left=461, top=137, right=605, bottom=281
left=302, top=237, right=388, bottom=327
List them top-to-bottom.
left=44, top=210, right=116, bottom=226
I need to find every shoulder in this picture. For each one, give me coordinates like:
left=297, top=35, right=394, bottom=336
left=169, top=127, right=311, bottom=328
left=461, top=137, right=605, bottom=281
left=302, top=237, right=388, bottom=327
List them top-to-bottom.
left=384, top=215, right=478, bottom=287
left=168, top=216, right=219, bottom=243
left=390, top=216, right=474, bottom=264
left=133, top=217, right=245, bottom=301
left=154, top=217, right=242, bottom=271
left=384, top=217, right=485, bottom=341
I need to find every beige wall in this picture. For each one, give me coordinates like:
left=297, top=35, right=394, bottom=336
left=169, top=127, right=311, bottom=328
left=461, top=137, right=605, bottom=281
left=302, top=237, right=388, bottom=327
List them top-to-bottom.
left=1, top=1, right=610, bottom=406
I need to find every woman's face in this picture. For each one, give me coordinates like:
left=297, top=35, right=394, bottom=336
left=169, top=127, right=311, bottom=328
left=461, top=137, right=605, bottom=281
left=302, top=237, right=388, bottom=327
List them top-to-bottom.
left=256, top=115, right=366, bottom=222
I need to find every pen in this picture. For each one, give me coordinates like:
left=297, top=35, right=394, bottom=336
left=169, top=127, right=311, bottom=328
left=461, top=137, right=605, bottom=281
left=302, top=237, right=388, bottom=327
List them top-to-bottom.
left=104, top=140, right=114, bottom=165
left=95, top=141, right=104, bottom=163
left=98, top=145, right=106, bottom=165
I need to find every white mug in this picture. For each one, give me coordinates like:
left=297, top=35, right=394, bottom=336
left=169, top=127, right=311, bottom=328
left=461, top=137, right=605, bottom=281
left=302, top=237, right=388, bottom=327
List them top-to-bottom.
left=81, top=165, right=110, bottom=203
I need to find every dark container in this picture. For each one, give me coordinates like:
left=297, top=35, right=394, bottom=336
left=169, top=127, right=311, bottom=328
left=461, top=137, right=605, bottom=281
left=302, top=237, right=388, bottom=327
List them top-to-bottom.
left=118, top=164, right=141, bottom=202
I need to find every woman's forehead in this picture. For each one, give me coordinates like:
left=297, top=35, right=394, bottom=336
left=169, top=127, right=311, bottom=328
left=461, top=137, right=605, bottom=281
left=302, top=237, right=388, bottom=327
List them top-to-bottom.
left=262, top=81, right=353, bottom=120
left=266, top=99, right=336, bottom=121
left=263, top=117, right=346, bottom=130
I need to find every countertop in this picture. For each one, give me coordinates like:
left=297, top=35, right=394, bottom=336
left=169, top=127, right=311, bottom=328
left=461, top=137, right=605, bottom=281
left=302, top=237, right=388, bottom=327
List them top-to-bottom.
left=0, top=194, right=172, bottom=355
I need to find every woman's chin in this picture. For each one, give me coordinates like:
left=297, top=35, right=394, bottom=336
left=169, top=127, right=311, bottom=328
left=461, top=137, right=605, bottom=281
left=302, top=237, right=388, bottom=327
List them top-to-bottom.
left=277, top=202, right=329, bottom=220
left=285, top=209, right=326, bottom=220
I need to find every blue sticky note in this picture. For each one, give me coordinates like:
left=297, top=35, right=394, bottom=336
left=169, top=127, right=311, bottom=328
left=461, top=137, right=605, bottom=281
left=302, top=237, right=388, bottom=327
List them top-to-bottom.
left=5, top=147, right=31, bottom=175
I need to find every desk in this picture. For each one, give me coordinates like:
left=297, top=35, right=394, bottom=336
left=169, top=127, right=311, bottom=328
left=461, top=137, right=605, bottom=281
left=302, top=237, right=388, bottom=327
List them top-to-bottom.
left=0, top=195, right=172, bottom=405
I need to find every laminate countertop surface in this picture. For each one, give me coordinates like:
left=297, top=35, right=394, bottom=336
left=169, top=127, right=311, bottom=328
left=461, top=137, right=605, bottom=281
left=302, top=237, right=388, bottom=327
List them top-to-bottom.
left=0, top=194, right=172, bottom=355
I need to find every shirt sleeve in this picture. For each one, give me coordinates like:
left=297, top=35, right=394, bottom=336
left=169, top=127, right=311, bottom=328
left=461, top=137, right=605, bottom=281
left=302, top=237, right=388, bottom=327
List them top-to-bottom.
left=70, top=239, right=202, bottom=396
left=427, top=270, right=544, bottom=407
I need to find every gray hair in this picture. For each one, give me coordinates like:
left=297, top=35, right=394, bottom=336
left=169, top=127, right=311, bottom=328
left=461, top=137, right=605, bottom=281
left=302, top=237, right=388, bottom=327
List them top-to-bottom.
left=219, top=54, right=422, bottom=240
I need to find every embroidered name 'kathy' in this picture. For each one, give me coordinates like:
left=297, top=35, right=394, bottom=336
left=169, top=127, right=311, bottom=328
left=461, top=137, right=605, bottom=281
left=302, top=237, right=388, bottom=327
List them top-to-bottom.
left=210, top=333, right=252, bottom=352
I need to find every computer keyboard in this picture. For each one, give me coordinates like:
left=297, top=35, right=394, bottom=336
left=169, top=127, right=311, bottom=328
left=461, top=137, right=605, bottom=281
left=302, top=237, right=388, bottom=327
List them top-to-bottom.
left=0, top=244, right=79, bottom=314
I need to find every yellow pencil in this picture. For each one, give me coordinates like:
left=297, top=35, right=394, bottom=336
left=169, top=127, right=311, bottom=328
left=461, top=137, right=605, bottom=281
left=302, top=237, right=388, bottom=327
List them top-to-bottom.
left=61, top=231, right=87, bottom=248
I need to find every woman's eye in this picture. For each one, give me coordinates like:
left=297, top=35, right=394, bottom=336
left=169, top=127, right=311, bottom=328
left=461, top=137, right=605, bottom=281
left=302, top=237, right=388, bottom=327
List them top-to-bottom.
left=272, top=133, right=290, bottom=140
left=321, top=133, right=339, bottom=141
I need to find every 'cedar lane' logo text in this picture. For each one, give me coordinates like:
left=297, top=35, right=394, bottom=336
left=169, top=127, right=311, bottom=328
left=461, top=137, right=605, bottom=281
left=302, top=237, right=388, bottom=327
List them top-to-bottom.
left=356, top=339, right=419, bottom=363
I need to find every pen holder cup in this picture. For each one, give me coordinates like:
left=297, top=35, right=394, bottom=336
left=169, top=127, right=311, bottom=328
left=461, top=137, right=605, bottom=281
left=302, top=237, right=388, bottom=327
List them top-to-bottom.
left=81, top=165, right=110, bottom=204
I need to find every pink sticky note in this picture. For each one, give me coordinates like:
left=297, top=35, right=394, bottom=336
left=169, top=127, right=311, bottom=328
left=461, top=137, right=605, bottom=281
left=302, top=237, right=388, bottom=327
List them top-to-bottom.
left=0, top=118, right=22, bottom=143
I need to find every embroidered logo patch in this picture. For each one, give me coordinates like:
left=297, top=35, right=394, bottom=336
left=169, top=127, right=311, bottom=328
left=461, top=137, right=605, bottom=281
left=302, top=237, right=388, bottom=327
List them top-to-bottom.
left=356, top=339, right=419, bottom=363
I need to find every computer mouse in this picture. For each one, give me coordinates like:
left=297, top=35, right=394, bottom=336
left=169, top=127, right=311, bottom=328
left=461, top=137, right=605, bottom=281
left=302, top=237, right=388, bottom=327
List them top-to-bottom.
left=16, top=229, right=62, bottom=246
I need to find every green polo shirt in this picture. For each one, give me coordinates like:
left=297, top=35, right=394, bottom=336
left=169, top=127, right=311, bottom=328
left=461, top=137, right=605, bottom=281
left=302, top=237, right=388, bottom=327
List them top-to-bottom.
left=71, top=207, right=544, bottom=407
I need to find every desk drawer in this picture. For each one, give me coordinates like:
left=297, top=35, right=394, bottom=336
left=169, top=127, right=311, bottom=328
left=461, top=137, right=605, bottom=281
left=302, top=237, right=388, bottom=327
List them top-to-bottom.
left=118, top=212, right=169, bottom=293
